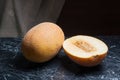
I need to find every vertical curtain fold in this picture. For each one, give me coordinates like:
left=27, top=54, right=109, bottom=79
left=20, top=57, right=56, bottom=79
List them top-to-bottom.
left=0, top=0, right=65, bottom=37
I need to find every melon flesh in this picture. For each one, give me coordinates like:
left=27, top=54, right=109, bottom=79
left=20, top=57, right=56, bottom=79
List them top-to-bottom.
left=63, top=35, right=108, bottom=67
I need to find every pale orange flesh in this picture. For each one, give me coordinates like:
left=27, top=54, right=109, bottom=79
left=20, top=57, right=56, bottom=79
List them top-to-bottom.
left=73, top=40, right=97, bottom=52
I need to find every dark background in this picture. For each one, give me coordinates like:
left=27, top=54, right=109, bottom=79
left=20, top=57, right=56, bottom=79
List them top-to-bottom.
left=57, top=0, right=120, bottom=36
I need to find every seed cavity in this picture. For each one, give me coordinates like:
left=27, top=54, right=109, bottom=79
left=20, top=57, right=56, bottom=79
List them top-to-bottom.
left=74, top=40, right=96, bottom=52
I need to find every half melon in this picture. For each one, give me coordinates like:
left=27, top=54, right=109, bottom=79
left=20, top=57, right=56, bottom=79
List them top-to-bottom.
left=63, top=35, right=108, bottom=67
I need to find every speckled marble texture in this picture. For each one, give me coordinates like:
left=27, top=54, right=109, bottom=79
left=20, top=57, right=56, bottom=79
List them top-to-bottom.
left=0, top=36, right=120, bottom=80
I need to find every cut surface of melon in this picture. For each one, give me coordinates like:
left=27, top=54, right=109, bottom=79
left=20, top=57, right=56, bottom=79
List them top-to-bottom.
left=63, top=35, right=108, bottom=58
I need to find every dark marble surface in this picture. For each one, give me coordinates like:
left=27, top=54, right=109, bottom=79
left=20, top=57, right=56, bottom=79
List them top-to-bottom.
left=0, top=36, right=120, bottom=80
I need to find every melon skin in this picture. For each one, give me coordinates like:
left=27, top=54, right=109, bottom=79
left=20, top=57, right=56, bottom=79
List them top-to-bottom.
left=21, top=22, right=65, bottom=63
left=63, top=35, right=108, bottom=67
left=64, top=49, right=107, bottom=67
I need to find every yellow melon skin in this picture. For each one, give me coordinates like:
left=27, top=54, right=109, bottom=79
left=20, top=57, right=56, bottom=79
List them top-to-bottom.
left=21, top=22, right=64, bottom=63
left=64, top=49, right=107, bottom=67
